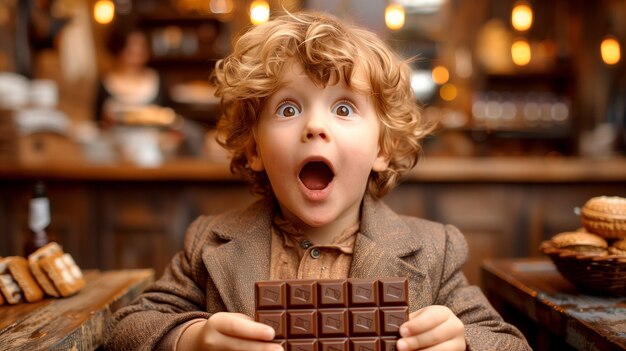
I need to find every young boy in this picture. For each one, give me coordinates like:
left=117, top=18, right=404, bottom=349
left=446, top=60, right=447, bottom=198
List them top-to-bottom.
left=105, top=11, right=531, bottom=351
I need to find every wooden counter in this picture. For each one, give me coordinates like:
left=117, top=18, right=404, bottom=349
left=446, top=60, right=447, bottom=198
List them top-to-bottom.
left=1, top=156, right=625, bottom=182
left=482, top=258, right=626, bottom=351
left=0, top=269, right=154, bottom=350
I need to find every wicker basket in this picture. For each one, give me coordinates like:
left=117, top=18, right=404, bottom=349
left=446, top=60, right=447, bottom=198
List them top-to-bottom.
left=540, top=240, right=626, bottom=296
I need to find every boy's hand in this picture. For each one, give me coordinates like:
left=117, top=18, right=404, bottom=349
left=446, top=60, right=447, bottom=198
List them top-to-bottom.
left=396, top=305, right=466, bottom=351
left=178, top=312, right=282, bottom=351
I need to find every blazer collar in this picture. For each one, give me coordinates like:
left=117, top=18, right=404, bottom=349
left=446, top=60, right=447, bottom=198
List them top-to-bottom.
left=204, top=195, right=425, bottom=316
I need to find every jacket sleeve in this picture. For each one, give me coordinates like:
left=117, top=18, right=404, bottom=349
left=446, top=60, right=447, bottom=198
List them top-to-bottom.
left=104, top=216, right=219, bottom=351
left=435, top=224, right=532, bottom=351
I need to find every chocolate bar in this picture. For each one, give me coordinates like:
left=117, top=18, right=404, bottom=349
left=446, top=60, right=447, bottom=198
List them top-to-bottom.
left=255, top=277, right=408, bottom=351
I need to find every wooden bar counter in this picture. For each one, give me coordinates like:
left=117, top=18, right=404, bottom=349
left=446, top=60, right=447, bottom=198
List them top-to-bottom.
left=482, top=258, right=626, bottom=351
left=0, top=269, right=154, bottom=350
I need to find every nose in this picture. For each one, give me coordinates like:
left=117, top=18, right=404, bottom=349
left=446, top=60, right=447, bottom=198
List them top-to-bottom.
left=301, top=113, right=330, bottom=142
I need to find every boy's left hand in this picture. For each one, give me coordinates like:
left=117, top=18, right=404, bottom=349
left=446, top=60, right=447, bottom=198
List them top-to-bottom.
left=396, top=305, right=466, bottom=351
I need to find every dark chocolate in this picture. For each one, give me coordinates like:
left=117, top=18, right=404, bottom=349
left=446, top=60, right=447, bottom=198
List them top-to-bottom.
left=255, top=277, right=408, bottom=351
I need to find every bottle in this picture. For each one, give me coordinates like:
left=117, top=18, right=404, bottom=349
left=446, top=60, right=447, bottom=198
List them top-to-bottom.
left=24, top=181, right=50, bottom=256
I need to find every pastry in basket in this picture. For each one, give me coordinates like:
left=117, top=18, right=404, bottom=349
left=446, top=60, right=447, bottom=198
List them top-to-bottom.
left=581, top=196, right=626, bottom=239
left=551, top=231, right=608, bottom=255
left=609, top=239, right=626, bottom=256
left=28, top=242, right=63, bottom=297
left=38, top=251, right=85, bottom=297
left=0, top=256, right=44, bottom=303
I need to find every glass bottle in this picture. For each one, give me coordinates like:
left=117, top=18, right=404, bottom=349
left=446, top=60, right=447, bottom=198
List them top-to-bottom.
left=23, top=181, right=50, bottom=256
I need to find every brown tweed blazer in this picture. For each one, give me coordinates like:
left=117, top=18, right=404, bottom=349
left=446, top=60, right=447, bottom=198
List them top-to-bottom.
left=104, top=195, right=531, bottom=351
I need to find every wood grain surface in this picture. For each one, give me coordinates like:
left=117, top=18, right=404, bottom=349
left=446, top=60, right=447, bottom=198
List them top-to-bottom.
left=482, top=258, right=626, bottom=351
left=0, top=269, right=153, bottom=350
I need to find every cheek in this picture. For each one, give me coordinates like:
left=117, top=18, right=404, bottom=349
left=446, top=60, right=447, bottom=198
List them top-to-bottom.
left=342, top=127, right=380, bottom=157
left=257, top=134, right=292, bottom=172
left=340, top=141, right=381, bottom=175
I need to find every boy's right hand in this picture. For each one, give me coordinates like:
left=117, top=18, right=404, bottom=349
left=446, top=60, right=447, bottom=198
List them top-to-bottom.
left=178, top=312, right=282, bottom=351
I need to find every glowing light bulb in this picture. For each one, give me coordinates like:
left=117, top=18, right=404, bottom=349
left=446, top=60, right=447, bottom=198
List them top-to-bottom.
left=94, top=0, right=115, bottom=24
left=250, top=0, right=270, bottom=25
left=511, top=2, right=533, bottom=32
left=385, top=4, right=405, bottom=31
left=601, top=36, right=621, bottom=65
left=511, top=39, right=531, bottom=66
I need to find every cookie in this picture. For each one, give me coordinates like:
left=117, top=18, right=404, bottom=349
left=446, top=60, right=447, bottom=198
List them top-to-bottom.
left=581, top=196, right=626, bottom=239
left=551, top=231, right=608, bottom=255
left=609, top=239, right=626, bottom=256
left=28, top=242, right=62, bottom=297
left=39, top=252, right=85, bottom=297
left=0, top=256, right=45, bottom=304
left=4, top=256, right=44, bottom=302
left=0, top=272, right=23, bottom=304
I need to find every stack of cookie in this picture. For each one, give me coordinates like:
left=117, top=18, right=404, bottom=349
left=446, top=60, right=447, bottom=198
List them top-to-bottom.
left=540, top=195, right=626, bottom=295
left=546, top=196, right=626, bottom=256
left=0, top=242, right=85, bottom=305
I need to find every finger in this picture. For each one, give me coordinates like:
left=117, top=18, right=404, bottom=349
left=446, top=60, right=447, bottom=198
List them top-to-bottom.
left=401, top=306, right=449, bottom=337
left=211, top=312, right=276, bottom=341
left=396, top=318, right=464, bottom=351
left=203, top=332, right=283, bottom=351
left=401, top=338, right=466, bottom=351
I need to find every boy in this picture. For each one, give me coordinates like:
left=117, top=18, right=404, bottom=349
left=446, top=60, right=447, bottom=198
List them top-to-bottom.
left=105, top=11, right=531, bottom=351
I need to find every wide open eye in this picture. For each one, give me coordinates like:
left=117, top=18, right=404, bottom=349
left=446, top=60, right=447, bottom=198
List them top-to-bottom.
left=276, top=101, right=301, bottom=118
left=332, top=101, right=356, bottom=117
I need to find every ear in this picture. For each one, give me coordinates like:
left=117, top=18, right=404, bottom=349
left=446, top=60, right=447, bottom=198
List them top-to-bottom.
left=245, top=140, right=265, bottom=171
left=372, top=148, right=390, bottom=172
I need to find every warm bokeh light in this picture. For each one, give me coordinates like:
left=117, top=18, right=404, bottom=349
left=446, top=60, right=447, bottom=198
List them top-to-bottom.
left=94, top=0, right=115, bottom=24
left=210, top=0, right=233, bottom=14
left=250, top=0, right=270, bottom=25
left=511, top=2, right=533, bottom=32
left=385, top=4, right=405, bottom=31
left=601, top=36, right=621, bottom=65
left=511, top=39, right=531, bottom=66
left=431, top=65, right=449, bottom=85
left=410, top=70, right=436, bottom=101
left=440, top=83, right=457, bottom=101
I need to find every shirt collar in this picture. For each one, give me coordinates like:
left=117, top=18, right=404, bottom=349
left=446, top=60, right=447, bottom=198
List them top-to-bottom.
left=272, top=214, right=359, bottom=254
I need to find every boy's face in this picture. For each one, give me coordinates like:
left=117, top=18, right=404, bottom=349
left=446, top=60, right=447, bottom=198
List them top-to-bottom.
left=247, top=61, right=389, bottom=235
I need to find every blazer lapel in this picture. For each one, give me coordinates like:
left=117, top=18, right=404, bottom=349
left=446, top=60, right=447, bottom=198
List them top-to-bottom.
left=350, top=195, right=428, bottom=310
left=203, top=199, right=275, bottom=317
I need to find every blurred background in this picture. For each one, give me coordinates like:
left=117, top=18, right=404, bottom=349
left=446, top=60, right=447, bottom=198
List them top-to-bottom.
left=0, top=0, right=625, bottom=291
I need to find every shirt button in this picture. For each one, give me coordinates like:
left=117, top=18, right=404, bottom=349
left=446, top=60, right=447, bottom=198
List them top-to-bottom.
left=300, top=240, right=312, bottom=249
left=310, top=248, right=321, bottom=259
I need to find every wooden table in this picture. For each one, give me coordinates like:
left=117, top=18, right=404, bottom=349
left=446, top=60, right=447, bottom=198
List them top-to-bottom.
left=482, top=258, right=626, bottom=351
left=0, top=269, right=154, bottom=350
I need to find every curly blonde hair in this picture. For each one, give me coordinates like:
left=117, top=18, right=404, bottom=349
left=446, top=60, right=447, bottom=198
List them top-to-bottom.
left=212, top=11, right=432, bottom=198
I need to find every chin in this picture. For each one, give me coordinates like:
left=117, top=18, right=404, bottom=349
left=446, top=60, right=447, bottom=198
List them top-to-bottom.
left=297, top=211, right=335, bottom=228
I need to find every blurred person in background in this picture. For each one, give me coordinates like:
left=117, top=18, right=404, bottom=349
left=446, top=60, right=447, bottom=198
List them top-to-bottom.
left=94, top=25, right=171, bottom=129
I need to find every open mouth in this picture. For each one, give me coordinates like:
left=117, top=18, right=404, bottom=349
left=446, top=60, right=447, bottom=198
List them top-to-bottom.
left=299, top=161, right=334, bottom=190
